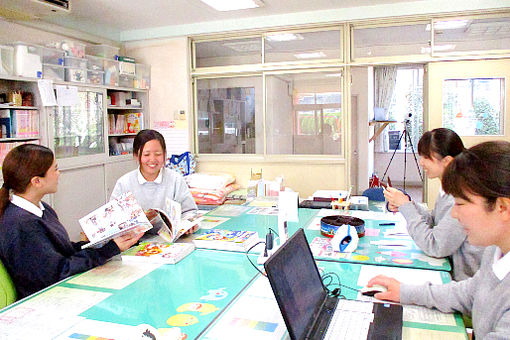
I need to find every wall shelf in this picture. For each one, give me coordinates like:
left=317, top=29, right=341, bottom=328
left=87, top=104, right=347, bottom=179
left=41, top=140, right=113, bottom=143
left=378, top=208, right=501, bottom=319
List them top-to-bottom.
left=369, top=120, right=396, bottom=143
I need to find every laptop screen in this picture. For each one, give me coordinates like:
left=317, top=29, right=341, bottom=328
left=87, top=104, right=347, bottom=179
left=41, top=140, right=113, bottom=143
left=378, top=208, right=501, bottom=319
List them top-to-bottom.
left=264, top=229, right=327, bottom=340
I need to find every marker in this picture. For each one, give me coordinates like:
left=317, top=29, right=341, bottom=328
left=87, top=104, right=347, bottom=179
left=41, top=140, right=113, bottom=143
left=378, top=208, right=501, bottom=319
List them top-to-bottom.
left=379, top=222, right=395, bottom=226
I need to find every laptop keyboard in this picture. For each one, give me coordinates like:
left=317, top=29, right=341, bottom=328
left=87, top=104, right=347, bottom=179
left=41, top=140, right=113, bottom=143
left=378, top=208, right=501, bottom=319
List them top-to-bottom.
left=324, top=300, right=374, bottom=340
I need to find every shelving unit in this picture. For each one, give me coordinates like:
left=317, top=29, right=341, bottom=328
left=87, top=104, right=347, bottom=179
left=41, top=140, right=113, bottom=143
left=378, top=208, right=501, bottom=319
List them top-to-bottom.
left=106, top=89, right=148, bottom=157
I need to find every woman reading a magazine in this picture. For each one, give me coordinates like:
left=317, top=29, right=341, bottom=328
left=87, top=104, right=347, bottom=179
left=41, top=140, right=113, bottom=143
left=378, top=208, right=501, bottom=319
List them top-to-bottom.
left=111, top=129, right=199, bottom=234
left=0, top=144, right=143, bottom=299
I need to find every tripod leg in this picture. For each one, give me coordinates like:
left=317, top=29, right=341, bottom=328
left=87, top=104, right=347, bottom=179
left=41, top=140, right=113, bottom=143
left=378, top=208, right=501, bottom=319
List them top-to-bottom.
left=382, top=129, right=406, bottom=183
left=405, top=129, right=423, bottom=182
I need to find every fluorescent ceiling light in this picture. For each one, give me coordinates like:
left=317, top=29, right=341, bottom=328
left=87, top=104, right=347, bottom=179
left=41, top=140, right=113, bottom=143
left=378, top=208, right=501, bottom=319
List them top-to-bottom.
left=200, top=0, right=264, bottom=11
left=426, top=20, right=469, bottom=31
left=265, top=33, right=304, bottom=42
left=223, top=40, right=263, bottom=52
left=420, top=44, right=456, bottom=53
left=294, top=51, right=326, bottom=59
left=325, top=73, right=343, bottom=78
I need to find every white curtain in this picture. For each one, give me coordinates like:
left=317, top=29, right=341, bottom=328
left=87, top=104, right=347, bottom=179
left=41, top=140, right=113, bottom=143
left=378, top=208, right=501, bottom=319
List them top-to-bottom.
left=374, top=66, right=398, bottom=152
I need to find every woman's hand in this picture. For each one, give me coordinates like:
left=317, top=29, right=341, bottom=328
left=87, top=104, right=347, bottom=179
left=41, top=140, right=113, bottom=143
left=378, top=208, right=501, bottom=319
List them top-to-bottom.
left=383, top=187, right=411, bottom=208
left=113, top=230, right=145, bottom=252
left=367, top=275, right=401, bottom=302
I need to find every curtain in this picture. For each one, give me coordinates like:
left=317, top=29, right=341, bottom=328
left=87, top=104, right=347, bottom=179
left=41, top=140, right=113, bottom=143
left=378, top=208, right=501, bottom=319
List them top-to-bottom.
left=374, top=66, right=398, bottom=152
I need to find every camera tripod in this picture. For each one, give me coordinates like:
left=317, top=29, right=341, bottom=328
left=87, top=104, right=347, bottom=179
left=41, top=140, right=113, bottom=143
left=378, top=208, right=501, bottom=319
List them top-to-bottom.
left=381, top=116, right=423, bottom=191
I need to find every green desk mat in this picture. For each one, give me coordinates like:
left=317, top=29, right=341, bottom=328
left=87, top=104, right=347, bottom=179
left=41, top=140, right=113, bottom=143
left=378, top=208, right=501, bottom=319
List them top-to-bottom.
left=62, top=249, right=258, bottom=339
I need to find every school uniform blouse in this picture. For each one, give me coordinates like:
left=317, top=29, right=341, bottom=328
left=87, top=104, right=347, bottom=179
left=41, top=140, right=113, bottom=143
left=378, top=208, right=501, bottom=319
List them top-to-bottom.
left=110, top=167, right=197, bottom=214
left=398, top=190, right=484, bottom=281
left=0, top=195, right=120, bottom=299
left=401, top=246, right=510, bottom=339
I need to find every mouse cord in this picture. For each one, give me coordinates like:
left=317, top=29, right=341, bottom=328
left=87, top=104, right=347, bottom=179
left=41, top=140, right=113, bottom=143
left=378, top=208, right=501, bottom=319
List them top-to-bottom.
left=246, top=241, right=267, bottom=277
left=321, top=271, right=360, bottom=298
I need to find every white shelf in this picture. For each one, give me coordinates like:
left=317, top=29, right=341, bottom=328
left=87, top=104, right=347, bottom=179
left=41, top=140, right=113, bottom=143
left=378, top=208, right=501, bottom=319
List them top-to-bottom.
left=0, top=105, right=38, bottom=110
left=107, top=106, right=143, bottom=110
left=109, top=133, right=138, bottom=137
left=0, top=137, right=40, bottom=142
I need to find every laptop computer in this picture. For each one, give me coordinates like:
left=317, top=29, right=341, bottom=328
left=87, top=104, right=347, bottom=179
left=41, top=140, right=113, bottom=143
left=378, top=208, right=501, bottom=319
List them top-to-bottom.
left=264, top=228, right=402, bottom=340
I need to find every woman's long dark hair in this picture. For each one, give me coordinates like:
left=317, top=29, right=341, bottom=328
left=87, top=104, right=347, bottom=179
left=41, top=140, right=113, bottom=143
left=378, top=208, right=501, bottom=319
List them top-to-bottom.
left=418, top=128, right=465, bottom=159
left=133, top=129, right=166, bottom=163
left=442, top=141, right=510, bottom=211
left=0, top=144, right=54, bottom=216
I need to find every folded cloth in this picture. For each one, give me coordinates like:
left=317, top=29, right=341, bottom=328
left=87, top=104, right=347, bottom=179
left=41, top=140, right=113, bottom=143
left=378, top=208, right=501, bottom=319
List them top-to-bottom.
left=185, top=172, right=235, bottom=190
left=190, top=183, right=240, bottom=205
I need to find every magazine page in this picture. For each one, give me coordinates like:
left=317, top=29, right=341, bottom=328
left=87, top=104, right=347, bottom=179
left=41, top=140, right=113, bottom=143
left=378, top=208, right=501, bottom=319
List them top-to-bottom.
left=79, top=192, right=152, bottom=249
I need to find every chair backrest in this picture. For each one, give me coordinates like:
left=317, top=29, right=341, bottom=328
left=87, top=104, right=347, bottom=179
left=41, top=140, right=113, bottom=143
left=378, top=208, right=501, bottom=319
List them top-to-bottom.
left=362, top=187, right=386, bottom=201
left=0, top=260, right=16, bottom=309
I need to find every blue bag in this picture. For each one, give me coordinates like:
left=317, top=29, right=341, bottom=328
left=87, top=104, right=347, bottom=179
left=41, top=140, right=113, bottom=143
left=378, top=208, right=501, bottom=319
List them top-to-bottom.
left=166, top=151, right=196, bottom=176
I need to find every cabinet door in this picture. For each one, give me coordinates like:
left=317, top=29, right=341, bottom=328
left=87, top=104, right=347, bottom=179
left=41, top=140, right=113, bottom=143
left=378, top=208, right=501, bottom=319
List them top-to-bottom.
left=52, top=89, right=105, bottom=158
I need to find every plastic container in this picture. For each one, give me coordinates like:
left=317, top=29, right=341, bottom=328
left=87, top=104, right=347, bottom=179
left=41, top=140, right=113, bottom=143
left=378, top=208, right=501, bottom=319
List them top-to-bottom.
left=63, top=41, right=85, bottom=58
left=11, top=42, right=43, bottom=78
left=86, top=44, right=119, bottom=59
left=0, top=45, right=14, bottom=76
left=41, top=46, right=64, bottom=66
left=86, top=55, right=104, bottom=71
left=64, top=56, right=87, bottom=69
left=103, top=59, right=119, bottom=86
left=135, top=63, right=151, bottom=89
left=43, top=64, right=65, bottom=81
left=65, top=67, right=87, bottom=82
left=87, top=69, right=104, bottom=85
left=119, top=74, right=134, bottom=88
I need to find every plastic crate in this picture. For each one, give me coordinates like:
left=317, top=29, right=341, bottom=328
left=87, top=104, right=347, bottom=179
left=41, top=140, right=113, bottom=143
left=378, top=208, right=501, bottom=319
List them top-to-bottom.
left=11, top=42, right=43, bottom=78
left=86, top=44, right=119, bottom=59
left=0, top=45, right=14, bottom=76
left=41, top=46, right=65, bottom=66
left=86, top=55, right=104, bottom=71
left=64, top=56, right=87, bottom=68
left=103, top=59, right=119, bottom=86
left=135, top=63, right=151, bottom=89
left=43, top=64, right=65, bottom=81
left=65, top=67, right=87, bottom=82
left=87, top=69, right=104, bottom=85
left=119, top=74, right=134, bottom=88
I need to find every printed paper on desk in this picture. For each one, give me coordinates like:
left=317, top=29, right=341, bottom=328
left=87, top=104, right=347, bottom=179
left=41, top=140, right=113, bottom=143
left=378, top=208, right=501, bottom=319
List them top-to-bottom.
left=278, top=191, right=299, bottom=222
left=357, top=265, right=444, bottom=287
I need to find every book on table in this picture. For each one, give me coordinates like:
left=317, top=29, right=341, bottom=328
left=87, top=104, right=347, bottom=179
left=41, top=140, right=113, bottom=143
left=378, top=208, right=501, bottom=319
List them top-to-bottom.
left=79, top=192, right=153, bottom=249
left=192, top=229, right=259, bottom=251
left=121, top=241, right=195, bottom=264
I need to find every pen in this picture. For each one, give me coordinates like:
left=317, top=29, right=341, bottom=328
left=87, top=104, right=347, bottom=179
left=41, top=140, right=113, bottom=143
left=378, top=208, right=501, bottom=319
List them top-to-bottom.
left=379, top=222, right=395, bottom=226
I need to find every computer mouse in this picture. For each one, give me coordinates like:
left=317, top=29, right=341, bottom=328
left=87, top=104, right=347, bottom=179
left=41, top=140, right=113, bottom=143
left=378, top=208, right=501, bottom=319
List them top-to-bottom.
left=360, top=284, right=388, bottom=297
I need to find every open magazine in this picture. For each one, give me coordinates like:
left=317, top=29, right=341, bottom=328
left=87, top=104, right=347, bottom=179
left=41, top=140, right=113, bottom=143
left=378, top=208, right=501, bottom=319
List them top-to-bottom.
left=79, top=192, right=153, bottom=249
left=145, top=198, right=201, bottom=243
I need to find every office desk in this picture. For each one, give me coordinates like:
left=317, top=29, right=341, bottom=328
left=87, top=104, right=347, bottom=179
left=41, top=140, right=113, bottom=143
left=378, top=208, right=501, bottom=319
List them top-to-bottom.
left=202, top=205, right=451, bottom=272
left=0, top=249, right=258, bottom=339
left=200, top=261, right=467, bottom=340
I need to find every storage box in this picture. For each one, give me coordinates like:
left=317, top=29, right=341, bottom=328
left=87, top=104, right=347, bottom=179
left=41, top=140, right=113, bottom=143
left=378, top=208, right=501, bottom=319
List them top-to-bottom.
left=62, top=41, right=85, bottom=58
left=11, top=42, right=43, bottom=78
left=86, top=44, right=119, bottom=59
left=0, top=45, right=14, bottom=76
left=41, top=46, right=64, bottom=66
left=86, top=55, right=104, bottom=71
left=64, top=56, right=87, bottom=69
left=103, top=59, right=119, bottom=86
left=135, top=63, right=150, bottom=89
left=43, top=64, right=65, bottom=81
left=65, top=67, right=87, bottom=82
left=87, top=69, right=104, bottom=85
left=119, top=74, right=134, bottom=88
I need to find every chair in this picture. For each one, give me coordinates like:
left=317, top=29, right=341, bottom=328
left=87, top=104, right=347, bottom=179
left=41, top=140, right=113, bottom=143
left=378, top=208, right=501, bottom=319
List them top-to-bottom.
left=362, top=187, right=385, bottom=201
left=0, top=260, right=16, bottom=309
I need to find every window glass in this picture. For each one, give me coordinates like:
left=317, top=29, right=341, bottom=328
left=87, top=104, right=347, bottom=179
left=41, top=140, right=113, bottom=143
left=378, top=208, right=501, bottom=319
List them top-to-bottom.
left=433, top=17, right=510, bottom=54
left=352, top=23, right=430, bottom=59
left=264, top=29, right=341, bottom=63
left=195, top=37, right=261, bottom=68
left=266, top=71, right=342, bottom=155
left=196, top=76, right=262, bottom=154
left=442, top=78, right=504, bottom=136
left=53, top=90, right=104, bottom=158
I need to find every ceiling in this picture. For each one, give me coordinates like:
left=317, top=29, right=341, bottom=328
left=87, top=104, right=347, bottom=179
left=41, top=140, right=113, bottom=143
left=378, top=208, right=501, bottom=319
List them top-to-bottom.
left=0, top=0, right=508, bottom=42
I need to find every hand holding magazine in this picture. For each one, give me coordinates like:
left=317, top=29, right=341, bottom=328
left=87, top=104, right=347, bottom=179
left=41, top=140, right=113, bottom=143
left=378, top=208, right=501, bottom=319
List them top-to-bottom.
left=79, top=192, right=152, bottom=249
left=145, top=199, right=201, bottom=243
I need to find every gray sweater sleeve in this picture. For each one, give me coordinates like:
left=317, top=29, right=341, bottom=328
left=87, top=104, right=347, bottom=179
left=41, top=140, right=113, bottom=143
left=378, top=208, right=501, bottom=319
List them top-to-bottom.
left=173, top=174, right=198, bottom=213
left=399, top=200, right=466, bottom=258
left=400, top=273, right=477, bottom=316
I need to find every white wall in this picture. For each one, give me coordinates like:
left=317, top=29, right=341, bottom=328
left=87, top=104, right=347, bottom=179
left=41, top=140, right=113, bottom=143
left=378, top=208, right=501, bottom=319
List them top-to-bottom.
left=266, top=76, right=293, bottom=154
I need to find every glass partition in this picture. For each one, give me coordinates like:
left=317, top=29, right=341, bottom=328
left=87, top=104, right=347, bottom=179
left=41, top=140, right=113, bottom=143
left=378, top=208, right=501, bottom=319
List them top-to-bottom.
left=52, top=89, right=105, bottom=158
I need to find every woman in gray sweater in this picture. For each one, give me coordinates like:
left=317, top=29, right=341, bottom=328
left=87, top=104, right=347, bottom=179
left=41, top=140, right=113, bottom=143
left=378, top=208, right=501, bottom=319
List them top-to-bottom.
left=384, top=128, right=483, bottom=280
left=370, top=141, right=510, bottom=339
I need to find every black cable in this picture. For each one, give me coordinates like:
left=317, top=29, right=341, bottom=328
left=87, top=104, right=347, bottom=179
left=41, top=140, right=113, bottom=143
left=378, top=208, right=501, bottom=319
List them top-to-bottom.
left=268, top=227, right=279, bottom=237
left=245, top=241, right=267, bottom=277
left=321, top=271, right=360, bottom=299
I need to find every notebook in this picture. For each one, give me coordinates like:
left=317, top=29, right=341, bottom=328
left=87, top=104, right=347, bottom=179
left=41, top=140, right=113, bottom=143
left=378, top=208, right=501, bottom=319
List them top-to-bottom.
left=264, top=228, right=402, bottom=340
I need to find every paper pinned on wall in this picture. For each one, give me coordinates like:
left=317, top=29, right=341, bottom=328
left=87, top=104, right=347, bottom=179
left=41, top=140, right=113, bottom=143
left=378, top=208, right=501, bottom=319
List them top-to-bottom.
left=37, top=79, right=57, bottom=106
left=56, top=85, right=79, bottom=107
left=154, top=120, right=190, bottom=156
